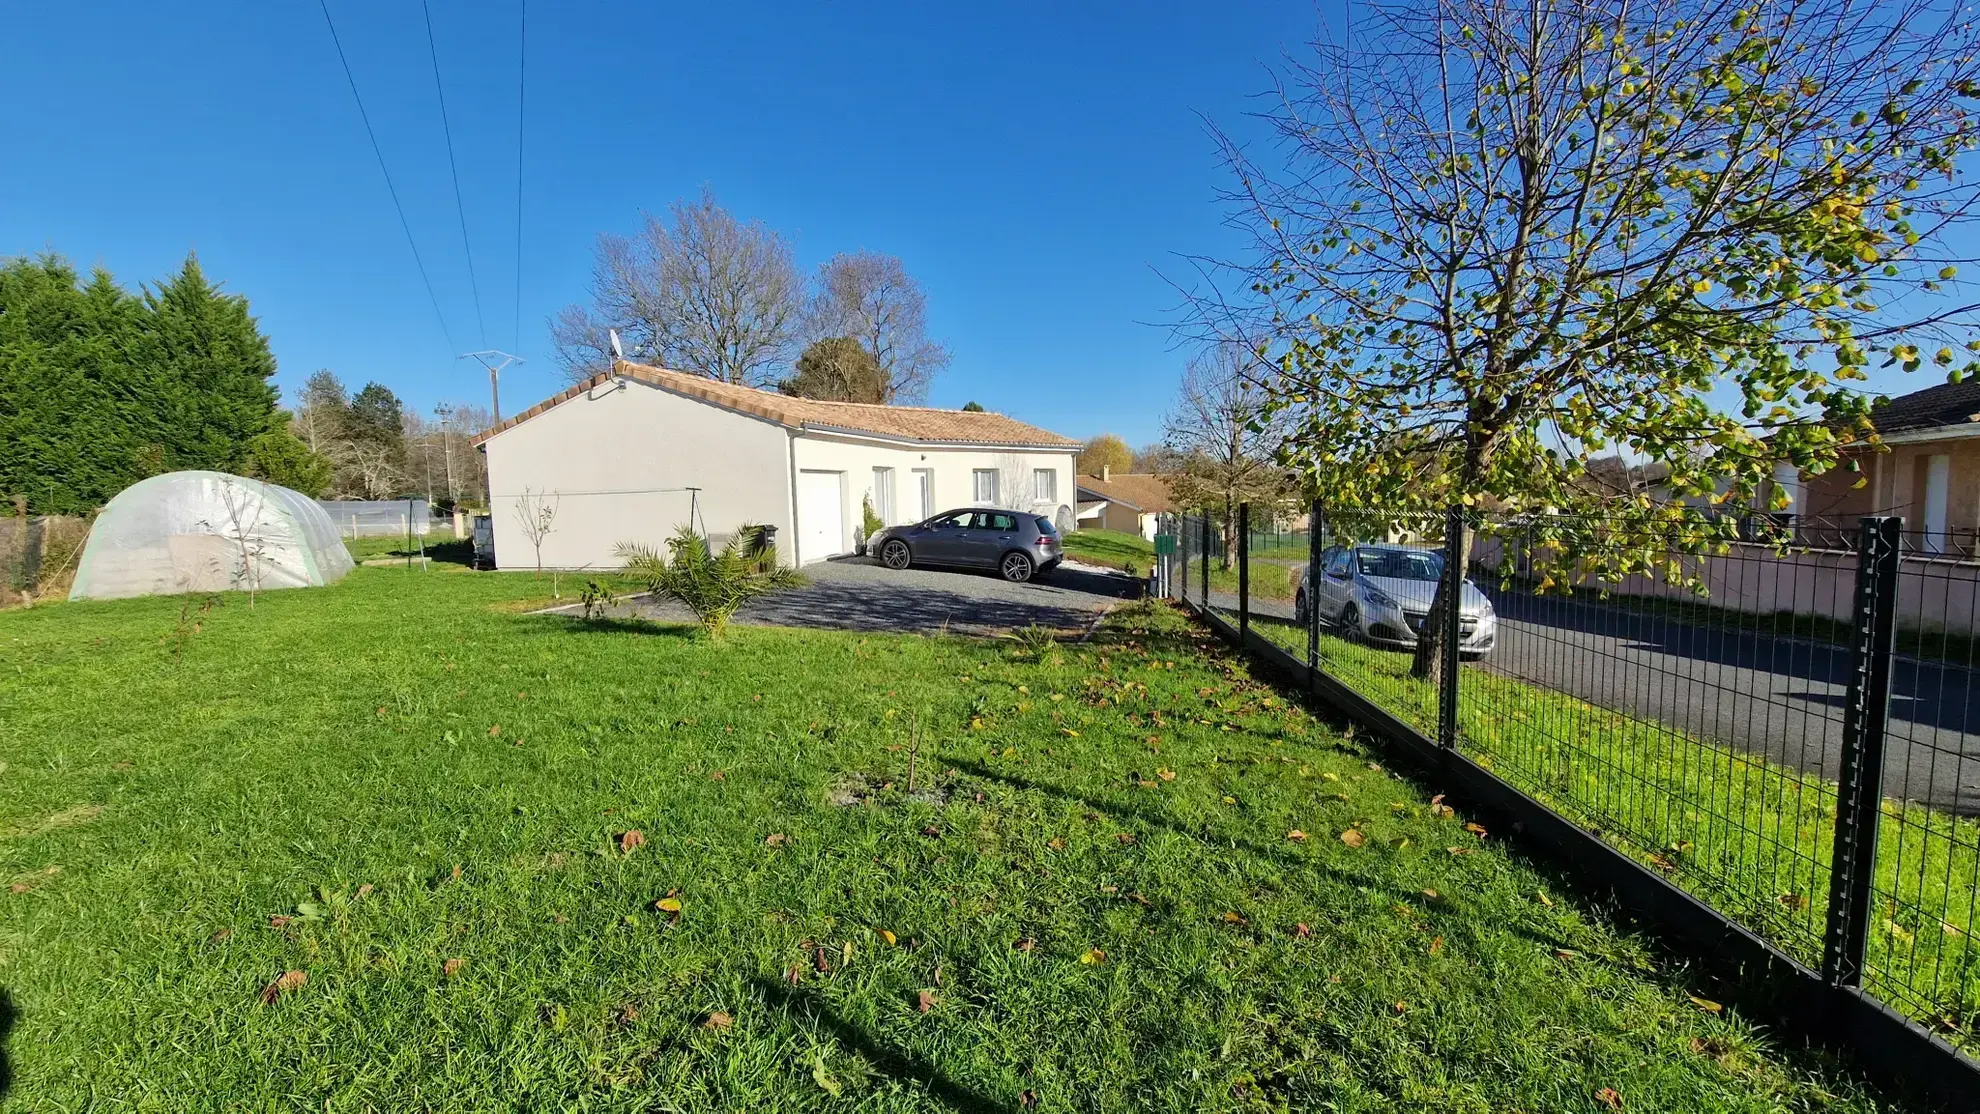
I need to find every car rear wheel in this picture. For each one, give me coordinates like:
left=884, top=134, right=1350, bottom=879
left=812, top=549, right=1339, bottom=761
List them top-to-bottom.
left=880, top=539, right=911, bottom=570
left=999, top=551, right=1035, bottom=583
left=1293, top=589, right=1309, bottom=625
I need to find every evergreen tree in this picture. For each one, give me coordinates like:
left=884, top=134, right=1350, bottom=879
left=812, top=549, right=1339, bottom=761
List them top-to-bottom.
left=0, top=251, right=286, bottom=513
left=143, top=255, right=280, bottom=473
left=778, top=337, right=886, bottom=403
left=242, top=423, right=333, bottom=496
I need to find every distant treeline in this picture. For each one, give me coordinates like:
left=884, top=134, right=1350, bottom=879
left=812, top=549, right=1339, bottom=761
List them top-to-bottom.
left=0, top=252, right=323, bottom=515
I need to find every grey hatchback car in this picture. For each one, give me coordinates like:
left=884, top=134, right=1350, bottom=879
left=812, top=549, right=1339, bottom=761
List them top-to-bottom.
left=869, top=508, right=1064, bottom=582
left=1295, top=543, right=1497, bottom=657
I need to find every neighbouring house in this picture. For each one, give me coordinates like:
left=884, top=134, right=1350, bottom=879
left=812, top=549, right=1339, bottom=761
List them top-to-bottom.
left=471, top=360, right=1080, bottom=569
left=1800, top=379, right=1980, bottom=554
left=1075, top=467, right=1175, bottom=541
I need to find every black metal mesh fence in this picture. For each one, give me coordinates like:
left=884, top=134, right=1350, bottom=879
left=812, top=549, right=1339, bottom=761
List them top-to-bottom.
left=1173, top=504, right=1980, bottom=1049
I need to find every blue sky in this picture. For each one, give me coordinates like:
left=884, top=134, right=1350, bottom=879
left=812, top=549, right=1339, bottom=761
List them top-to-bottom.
left=1, top=1, right=1326, bottom=447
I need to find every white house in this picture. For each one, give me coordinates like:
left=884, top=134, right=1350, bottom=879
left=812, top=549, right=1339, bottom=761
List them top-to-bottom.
left=472, top=360, right=1081, bottom=569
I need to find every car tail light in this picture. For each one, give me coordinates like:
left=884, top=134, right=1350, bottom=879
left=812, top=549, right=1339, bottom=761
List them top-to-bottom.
left=1036, top=536, right=1054, bottom=547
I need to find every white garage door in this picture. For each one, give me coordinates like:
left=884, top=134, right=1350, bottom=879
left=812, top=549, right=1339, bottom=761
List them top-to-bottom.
left=796, top=470, right=845, bottom=564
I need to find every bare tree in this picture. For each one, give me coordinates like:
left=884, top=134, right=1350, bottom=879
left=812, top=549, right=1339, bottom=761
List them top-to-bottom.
left=552, top=188, right=802, bottom=387
left=807, top=251, right=950, bottom=404
left=1164, top=344, right=1297, bottom=567
left=346, top=442, right=406, bottom=501
left=204, top=479, right=273, bottom=608
left=513, top=488, right=561, bottom=591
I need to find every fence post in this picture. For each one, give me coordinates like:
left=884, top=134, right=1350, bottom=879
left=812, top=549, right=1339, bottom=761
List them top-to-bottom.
left=1308, top=500, right=1323, bottom=669
left=1237, top=503, right=1251, bottom=645
left=1437, top=506, right=1464, bottom=749
left=1178, top=513, right=1188, bottom=602
left=1200, top=513, right=1211, bottom=608
left=1822, top=515, right=1902, bottom=991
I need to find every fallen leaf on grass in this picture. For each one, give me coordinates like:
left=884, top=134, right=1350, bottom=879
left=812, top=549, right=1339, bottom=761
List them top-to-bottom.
left=487, top=725, right=501, bottom=737
left=1060, top=728, right=1080, bottom=738
left=1156, top=768, right=1176, bottom=781
left=710, top=770, right=726, bottom=781
left=1429, top=794, right=1455, bottom=819
left=1463, top=822, right=1488, bottom=838
left=921, top=825, right=943, bottom=838
left=1286, top=829, right=1308, bottom=842
left=1339, top=829, right=1367, bottom=848
left=619, top=830, right=646, bottom=854
left=765, top=832, right=788, bottom=847
left=1115, top=832, right=1136, bottom=845
left=1046, top=837, right=1065, bottom=851
left=1389, top=837, right=1411, bottom=849
left=1446, top=846, right=1473, bottom=856
left=354, top=883, right=375, bottom=900
left=1536, top=891, right=1554, bottom=908
left=1778, top=892, right=1808, bottom=911
left=654, top=895, right=683, bottom=915
left=1221, top=911, right=1248, bottom=926
left=267, top=914, right=292, bottom=928
left=1888, top=920, right=1917, bottom=945
left=1293, top=923, right=1312, bottom=939
left=879, top=929, right=898, bottom=947
left=1429, top=935, right=1444, bottom=955
left=1014, top=937, right=1037, bottom=952
left=1079, top=947, right=1106, bottom=965
left=1555, top=948, right=1579, bottom=960
left=442, top=958, right=464, bottom=978
left=259, top=970, right=306, bottom=1004
left=917, top=989, right=938, bottom=1013
left=1689, top=995, right=1722, bottom=1013
left=1392, top=1000, right=1408, bottom=1014
left=703, top=1010, right=733, bottom=1030
left=810, top=1051, right=842, bottom=1097
left=1595, top=1086, right=1623, bottom=1109
left=1020, top=1090, right=1039, bottom=1107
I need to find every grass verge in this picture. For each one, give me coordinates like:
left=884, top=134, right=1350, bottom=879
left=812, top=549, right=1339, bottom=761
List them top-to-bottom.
left=1245, top=611, right=1980, bottom=1047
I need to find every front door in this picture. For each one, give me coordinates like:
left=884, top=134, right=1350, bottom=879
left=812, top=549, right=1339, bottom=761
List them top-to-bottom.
left=796, top=470, right=845, bottom=564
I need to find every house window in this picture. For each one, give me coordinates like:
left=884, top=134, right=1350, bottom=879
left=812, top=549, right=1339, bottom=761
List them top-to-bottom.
left=872, top=467, right=895, bottom=525
left=972, top=468, right=1000, bottom=504
left=1032, top=468, right=1056, bottom=503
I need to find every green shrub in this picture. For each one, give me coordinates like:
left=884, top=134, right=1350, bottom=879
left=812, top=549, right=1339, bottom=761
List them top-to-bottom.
left=616, top=524, right=805, bottom=639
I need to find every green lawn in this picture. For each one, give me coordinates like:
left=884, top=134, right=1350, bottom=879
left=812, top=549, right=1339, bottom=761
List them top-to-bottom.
left=1066, top=528, right=1298, bottom=600
left=0, top=568, right=1896, bottom=1110
left=1245, top=612, right=1980, bottom=1046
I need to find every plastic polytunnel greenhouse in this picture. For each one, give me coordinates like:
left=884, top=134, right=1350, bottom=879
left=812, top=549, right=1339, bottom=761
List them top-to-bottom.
left=69, top=471, right=354, bottom=601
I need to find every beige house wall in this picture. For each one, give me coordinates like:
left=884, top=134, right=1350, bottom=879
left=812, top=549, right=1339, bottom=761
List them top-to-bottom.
left=480, top=378, right=795, bottom=571
left=791, top=435, right=1076, bottom=553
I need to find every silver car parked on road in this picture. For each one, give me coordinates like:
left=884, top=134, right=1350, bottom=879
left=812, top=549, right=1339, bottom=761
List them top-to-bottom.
left=869, top=508, right=1064, bottom=583
left=1294, top=543, right=1497, bottom=657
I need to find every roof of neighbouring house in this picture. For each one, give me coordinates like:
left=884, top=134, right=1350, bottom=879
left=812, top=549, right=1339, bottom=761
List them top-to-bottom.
left=471, top=360, right=1081, bottom=450
left=1869, top=379, right=1980, bottom=435
left=1074, top=472, right=1176, bottom=514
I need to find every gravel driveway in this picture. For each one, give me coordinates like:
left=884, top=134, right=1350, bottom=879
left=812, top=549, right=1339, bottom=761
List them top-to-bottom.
left=571, top=556, right=1136, bottom=637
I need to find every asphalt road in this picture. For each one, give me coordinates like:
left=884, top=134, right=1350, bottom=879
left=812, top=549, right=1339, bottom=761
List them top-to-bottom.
left=548, top=555, right=1136, bottom=637
left=1208, top=588, right=1980, bottom=812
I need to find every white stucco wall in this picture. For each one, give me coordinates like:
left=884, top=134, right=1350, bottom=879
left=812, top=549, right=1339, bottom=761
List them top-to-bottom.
left=481, top=378, right=794, bottom=570
left=790, top=434, right=1076, bottom=552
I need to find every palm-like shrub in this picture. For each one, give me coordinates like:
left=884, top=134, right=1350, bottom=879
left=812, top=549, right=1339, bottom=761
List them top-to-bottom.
left=616, top=523, right=805, bottom=639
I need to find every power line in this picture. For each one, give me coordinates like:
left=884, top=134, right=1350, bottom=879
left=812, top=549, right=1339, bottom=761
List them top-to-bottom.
left=315, top=0, right=457, bottom=354
left=421, top=0, right=486, bottom=344
left=513, top=0, right=527, bottom=352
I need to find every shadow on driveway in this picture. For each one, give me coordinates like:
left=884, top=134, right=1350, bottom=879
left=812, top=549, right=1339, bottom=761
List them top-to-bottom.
left=558, top=557, right=1136, bottom=638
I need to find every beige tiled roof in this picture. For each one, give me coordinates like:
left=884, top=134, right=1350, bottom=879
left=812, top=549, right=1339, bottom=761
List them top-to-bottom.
left=472, top=360, right=1080, bottom=449
left=1075, top=472, right=1177, bottom=513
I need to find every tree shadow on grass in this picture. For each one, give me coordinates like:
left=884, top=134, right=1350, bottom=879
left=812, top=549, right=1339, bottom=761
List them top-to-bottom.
left=529, top=614, right=706, bottom=640
left=948, top=759, right=1441, bottom=912
left=750, top=978, right=1006, bottom=1113
left=1, top=988, right=15, bottom=1098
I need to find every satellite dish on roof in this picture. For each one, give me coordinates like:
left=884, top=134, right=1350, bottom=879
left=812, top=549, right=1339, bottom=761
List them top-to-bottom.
left=608, top=328, right=623, bottom=360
